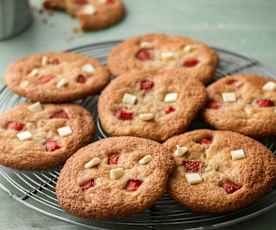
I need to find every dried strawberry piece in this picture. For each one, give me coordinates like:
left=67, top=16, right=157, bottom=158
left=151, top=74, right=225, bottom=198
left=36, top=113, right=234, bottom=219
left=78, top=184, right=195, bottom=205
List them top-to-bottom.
left=75, top=0, right=88, bottom=5
left=106, top=0, right=114, bottom=4
left=135, top=49, right=153, bottom=61
left=49, top=58, right=60, bottom=65
left=183, top=59, right=199, bottom=67
left=76, top=74, right=86, bottom=83
left=38, top=75, right=55, bottom=84
left=140, top=79, right=154, bottom=91
left=226, top=79, right=243, bottom=88
left=256, top=99, right=274, bottom=107
left=206, top=100, right=221, bottom=109
left=164, top=106, right=176, bottom=114
left=115, top=108, right=134, bottom=120
left=50, top=110, right=69, bottom=119
left=6, top=121, right=24, bottom=131
left=197, top=137, right=212, bottom=145
left=45, top=140, right=61, bottom=151
left=108, top=153, right=119, bottom=165
left=183, top=160, right=202, bottom=173
left=80, top=179, right=95, bottom=191
left=125, top=179, right=142, bottom=192
left=222, top=179, right=241, bottom=194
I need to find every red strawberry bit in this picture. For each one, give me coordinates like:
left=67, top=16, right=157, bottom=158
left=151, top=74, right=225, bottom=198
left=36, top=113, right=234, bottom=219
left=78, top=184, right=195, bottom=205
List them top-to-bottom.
left=75, top=0, right=88, bottom=5
left=106, top=0, right=114, bottom=4
left=135, top=49, right=153, bottom=61
left=49, top=58, right=60, bottom=65
left=183, top=59, right=199, bottom=68
left=76, top=74, right=86, bottom=83
left=38, top=75, right=55, bottom=84
left=140, top=79, right=154, bottom=91
left=226, top=79, right=243, bottom=88
left=256, top=99, right=274, bottom=107
left=206, top=100, right=222, bottom=109
left=164, top=106, right=176, bottom=114
left=115, top=108, right=134, bottom=120
left=50, top=110, right=69, bottom=119
left=6, top=121, right=24, bottom=131
left=197, top=137, right=212, bottom=145
left=45, top=140, right=61, bottom=152
left=108, top=154, right=119, bottom=165
left=183, top=160, right=202, bottom=173
left=80, top=179, right=95, bottom=191
left=125, top=179, right=142, bottom=192
left=222, top=179, right=241, bottom=194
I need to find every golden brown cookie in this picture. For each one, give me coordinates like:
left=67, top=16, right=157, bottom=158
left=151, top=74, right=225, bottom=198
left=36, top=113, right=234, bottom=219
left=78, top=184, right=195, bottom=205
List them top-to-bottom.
left=43, top=0, right=125, bottom=31
left=107, top=33, right=219, bottom=83
left=5, top=52, right=109, bottom=102
left=98, top=70, right=207, bottom=141
left=203, top=74, right=276, bottom=137
left=0, top=103, right=95, bottom=170
left=164, top=129, right=276, bottom=213
left=56, top=136, right=174, bottom=219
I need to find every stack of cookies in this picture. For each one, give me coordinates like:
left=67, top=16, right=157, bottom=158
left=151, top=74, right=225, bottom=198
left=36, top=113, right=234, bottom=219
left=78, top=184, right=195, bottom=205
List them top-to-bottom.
left=1, top=33, right=276, bottom=219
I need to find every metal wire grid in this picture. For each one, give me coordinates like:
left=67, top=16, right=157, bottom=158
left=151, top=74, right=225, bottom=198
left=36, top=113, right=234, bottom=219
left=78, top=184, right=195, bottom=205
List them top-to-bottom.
left=0, top=41, right=276, bottom=230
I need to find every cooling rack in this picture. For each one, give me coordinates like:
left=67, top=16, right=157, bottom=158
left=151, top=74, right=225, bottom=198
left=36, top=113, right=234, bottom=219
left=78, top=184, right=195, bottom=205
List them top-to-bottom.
left=0, top=40, right=276, bottom=230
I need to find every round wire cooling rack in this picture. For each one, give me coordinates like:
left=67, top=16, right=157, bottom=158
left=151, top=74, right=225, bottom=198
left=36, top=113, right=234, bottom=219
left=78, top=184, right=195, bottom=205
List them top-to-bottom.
left=0, top=40, right=276, bottom=230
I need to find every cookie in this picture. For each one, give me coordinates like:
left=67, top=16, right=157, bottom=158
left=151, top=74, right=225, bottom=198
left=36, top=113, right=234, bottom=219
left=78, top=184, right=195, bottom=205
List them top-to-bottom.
left=43, top=0, right=125, bottom=31
left=107, top=33, right=219, bottom=83
left=5, top=52, right=109, bottom=102
left=98, top=70, right=207, bottom=141
left=203, top=74, right=276, bottom=137
left=0, top=103, right=95, bottom=170
left=164, top=129, right=276, bottom=213
left=56, top=136, right=174, bottom=219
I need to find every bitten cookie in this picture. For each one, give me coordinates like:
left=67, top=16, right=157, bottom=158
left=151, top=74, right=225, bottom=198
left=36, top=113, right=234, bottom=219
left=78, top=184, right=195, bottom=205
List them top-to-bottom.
left=43, top=0, right=125, bottom=31
left=107, top=33, right=219, bottom=83
left=5, top=52, right=109, bottom=102
left=98, top=70, right=207, bottom=141
left=203, top=74, right=276, bottom=137
left=0, top=103, right=95, bottom=170
left=164, top=129, right=276, bottom=213
left=56, top=136, right=174, bottom=219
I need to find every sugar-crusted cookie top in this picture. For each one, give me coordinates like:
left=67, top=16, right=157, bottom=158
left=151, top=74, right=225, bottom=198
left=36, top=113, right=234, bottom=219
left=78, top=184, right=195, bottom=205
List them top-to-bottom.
left=108, top=34, right=219, bottom=83
left=5, top=52, right=109, bottom=102
left=98, top=69, right=207, bottom=141
left=204, top=74, right=276, bottom=136
left=0, top=103, right=95, bottom=170
left=164, top=129, right=276, bottom=213
left=56, top=136, right=174, bottom=219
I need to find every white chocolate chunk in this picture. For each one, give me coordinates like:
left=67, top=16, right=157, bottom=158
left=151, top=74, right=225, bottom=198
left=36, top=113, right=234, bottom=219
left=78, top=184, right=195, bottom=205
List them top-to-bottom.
left=81, top=4, right=96, bottom=15
left=140, top=41, right=154, bottom=49
left=183, top=45, right=193, bottom=53
left=160, top=51, right=177, bottom=61
left=41, top=56, right=48, bottom=66
left=81, top=64, right=96, bottom=74
left=28, top=69, right=39, bottom=77
left=56, top=78, right=68, bottom=88
left=20, top=80, right=29, bottom=88
left=262, top=81, right=276, bottom=91
left=164, top=92, right=178, bottom=103
left=222, top=92, right=236, bottom=102
left=122, top=93, right=137, bottom=105
left=28, top=102, right=43, bottom=113
left=244, top=106, right=253, bottom=115
left=139, top=113, right=154, bottom=121
left=57, top=126, right=72, bottom=137
left=17, top=131, right=32, bottom=141
left=174, top=145, right=188, bottom=157
left=231, top=149, right=246, bottom=160
left=139, top=155, right=152, bottom=165
left=85, top=157, right=101, bottom=169
left=110, top=168, right=124, bottom=180
left=185, top=173, right=203, bottom=185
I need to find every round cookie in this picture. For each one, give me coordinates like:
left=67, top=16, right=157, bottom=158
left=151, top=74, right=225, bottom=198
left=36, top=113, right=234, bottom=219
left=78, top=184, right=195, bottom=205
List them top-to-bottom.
left=43, top=0, right=125, bottom=31
left=107, top=33, right=219, bottom=83
left=5, top=52, right=109, bottom=103
left=98, top=70, right=207, bottom=141
left=203, top=74, right=276, bottom=137
left=0, top=103, right=95, bottom=170
left=164, top=129, right=276, bottom=213
left=56, top=136, right=174, bottom=219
